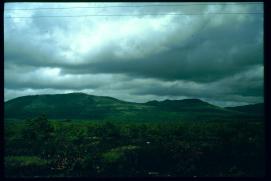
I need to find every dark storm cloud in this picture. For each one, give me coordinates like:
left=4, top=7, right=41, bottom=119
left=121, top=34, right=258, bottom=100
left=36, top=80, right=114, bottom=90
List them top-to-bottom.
left=4, top=2, right=264, bottom=106
left=61, top=11, right=262, bottom=83
left=5, top=40, right=61, bottom=68
left=132, top=65, right=263, bottom=100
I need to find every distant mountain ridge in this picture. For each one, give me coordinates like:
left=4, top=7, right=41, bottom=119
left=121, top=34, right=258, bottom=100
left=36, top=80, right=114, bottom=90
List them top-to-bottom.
left=5, top=93, right=264, bottom=121
left=225, top=103, right=264, bottom=116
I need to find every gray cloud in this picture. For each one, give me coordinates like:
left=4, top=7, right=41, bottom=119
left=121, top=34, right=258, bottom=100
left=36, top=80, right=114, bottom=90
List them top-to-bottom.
left=4, top=2, right=264, bottom=106
left=64, top=11, right=262, bottom=83
left=131, top=65, right=263, bottom=103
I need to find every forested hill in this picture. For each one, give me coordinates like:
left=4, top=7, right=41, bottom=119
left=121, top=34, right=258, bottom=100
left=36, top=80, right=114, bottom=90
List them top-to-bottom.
left=4, top=93, right=263, bottom=121
left=225, top=103, right=264, bottom=116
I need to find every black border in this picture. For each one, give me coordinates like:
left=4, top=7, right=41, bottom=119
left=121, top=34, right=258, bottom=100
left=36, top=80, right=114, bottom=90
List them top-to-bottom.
left=1, top=0, right=270, bottom=181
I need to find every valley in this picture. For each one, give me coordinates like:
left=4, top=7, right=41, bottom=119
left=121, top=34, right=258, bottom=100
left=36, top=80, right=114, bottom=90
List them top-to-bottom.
left=4, top=93, right=265, bottom=177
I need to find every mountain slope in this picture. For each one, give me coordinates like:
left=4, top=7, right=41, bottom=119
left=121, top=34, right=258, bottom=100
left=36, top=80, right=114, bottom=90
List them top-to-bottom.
left=4, top=93, right=263, bottom=121
left=5, top=93, right=154, bottom=120
left=146, top=99, right=223, bottom=112
left=225, top=103, right=264, bottom=116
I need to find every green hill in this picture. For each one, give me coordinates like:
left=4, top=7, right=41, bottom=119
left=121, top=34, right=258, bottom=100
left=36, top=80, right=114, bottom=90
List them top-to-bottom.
left=4, top=93, right=263, bottom=121
left=225, top=103, right=264, bottom=116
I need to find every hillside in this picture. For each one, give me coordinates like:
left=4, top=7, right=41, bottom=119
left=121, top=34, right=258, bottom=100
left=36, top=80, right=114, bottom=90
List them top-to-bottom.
left=4, top=93, right=263, bottom=121
left=225, top=103, right=264, bottom=116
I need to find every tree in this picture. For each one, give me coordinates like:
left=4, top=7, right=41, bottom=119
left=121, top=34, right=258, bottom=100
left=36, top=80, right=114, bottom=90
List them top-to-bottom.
left=21, top=115, right=54, bottom=157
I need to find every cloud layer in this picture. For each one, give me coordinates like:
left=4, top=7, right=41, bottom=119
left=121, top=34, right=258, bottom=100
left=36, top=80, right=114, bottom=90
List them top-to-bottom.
left=4, top=2, right=264, bottom=106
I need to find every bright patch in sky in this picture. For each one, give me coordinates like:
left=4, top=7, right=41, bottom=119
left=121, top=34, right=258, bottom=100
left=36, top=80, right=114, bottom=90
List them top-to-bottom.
left=4, top=2, right=263, bottom=106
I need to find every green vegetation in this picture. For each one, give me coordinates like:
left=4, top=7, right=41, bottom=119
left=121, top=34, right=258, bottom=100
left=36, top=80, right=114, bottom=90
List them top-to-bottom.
left=4, top=93, right=264, bottom=121
left=4, top=94, right=265, bottom=177
left=225, top=103, right=264, bottom=116
left=5, top=116, right=265, bottom=177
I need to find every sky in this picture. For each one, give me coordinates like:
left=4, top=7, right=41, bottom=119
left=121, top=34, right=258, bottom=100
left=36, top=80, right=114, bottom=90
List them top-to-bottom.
left=4, top=2, right=264, bottom=107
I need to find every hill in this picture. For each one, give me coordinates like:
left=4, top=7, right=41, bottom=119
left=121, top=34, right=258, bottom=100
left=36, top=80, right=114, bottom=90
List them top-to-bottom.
left=4, top=93, right=263, bottom=121
left=225, top=103, right=264, bottom=116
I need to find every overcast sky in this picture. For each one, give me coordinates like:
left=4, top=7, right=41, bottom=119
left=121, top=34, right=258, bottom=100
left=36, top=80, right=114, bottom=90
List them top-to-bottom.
left=4, top=2, right=264, bottom=106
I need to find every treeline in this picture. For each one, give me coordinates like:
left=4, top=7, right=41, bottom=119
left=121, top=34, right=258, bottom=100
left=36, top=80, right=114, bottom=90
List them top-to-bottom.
left=5, top=116, right=265, bottom=177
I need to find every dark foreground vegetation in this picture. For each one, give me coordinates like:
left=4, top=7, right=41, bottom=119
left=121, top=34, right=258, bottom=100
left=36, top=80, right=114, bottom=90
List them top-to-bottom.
left=5, top=116, right=265, bottom=177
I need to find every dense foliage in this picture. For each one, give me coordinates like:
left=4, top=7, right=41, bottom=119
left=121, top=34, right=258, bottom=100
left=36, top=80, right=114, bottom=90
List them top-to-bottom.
left=5, top=116, right=265, bottom=177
